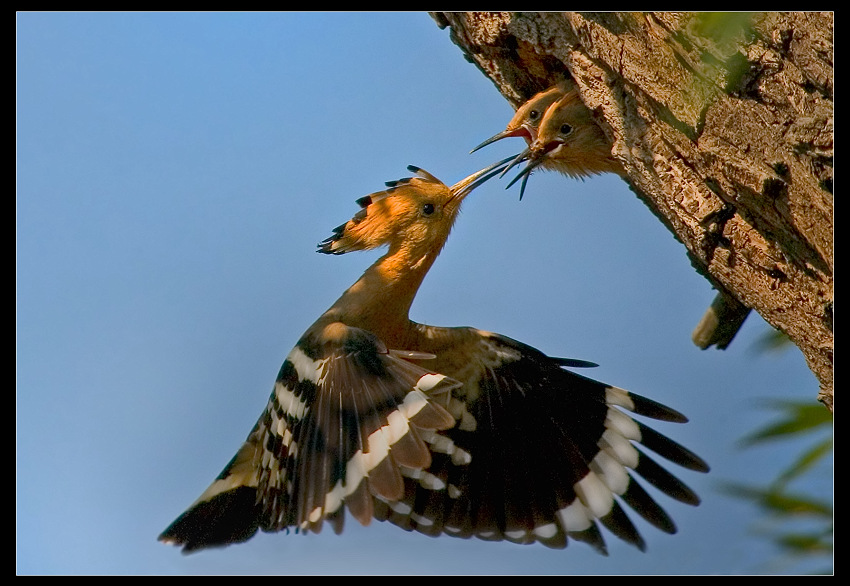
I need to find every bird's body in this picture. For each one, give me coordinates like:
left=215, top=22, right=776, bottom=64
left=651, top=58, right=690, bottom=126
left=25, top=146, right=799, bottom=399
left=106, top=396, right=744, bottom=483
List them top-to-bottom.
left=159, top=163, right=708, bottom=555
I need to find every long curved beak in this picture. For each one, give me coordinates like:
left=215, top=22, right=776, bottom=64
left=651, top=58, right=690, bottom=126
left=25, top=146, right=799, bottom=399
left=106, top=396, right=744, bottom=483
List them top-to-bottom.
left=469, top=127, right=530, bottom=154
left=501, top=139, right=563, bottom=200
left=499, top=146, right=532, bottom=179
left=449, top=154, right=519, bottom=202
left=504, top=156, right=548, bottom=201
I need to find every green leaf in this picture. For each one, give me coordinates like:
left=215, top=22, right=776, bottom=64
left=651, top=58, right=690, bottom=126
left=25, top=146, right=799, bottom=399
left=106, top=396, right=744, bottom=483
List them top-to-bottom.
left=692, top=12, right=756, bottom=45
left=752, top=327, right=793, bottom=354
left=739, top=400, right=833, bottom=447
left=774, top=437, right=834, bottom=488
left=720, top=482, right=832, bottom=518
left=774, top=530, right=833, bottom=555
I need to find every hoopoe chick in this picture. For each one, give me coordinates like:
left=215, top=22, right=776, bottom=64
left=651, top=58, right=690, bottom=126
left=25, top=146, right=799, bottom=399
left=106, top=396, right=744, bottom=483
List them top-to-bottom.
left=470, top=80, right=575, bottom=153
left=502, top=88, right=626, bottom=200
left=494, top=89, right=751, bottom=347
left=159, top=160, right=708, bottom=555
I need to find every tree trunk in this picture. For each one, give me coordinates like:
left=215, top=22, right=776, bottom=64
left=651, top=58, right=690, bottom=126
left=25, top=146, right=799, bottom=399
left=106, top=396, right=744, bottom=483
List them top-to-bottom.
left=431, top=12, right=833, bottom=410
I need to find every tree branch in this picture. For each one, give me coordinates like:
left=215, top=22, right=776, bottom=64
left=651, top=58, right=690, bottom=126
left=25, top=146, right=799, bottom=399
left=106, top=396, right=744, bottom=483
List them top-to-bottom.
left=431, top=11, right=833, bottom=410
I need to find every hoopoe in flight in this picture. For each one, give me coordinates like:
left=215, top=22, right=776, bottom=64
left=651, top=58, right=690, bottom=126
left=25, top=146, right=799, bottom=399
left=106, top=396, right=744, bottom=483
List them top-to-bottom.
left=159, top=159, right=709, bottom=555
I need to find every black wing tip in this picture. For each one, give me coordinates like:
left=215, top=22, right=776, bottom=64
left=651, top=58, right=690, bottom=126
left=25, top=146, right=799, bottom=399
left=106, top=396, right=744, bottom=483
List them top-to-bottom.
left=553, top=357, right=599, bottom=369
left=626, top=391, right=691, bottom=424
left=636, top=423, right=711, bottom=474
left=633, top=446, right=705, bottom=506
left=620, top=476, right=679, bottom=535
left=158, top=486, right=262, bottom=554
left=599, top=502, right=648, bottom=552
left=568, top=524, right=609, bottom=556
left=158, top=534, right=222, bottom=555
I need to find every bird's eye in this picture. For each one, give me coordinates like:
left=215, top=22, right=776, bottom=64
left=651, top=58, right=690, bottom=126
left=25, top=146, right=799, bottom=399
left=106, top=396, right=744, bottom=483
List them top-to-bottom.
left=528, top=110, right=540, bottom=121
left=560, top=123, right=573, bottom=135
left=422, top=203, right=435, bottom=216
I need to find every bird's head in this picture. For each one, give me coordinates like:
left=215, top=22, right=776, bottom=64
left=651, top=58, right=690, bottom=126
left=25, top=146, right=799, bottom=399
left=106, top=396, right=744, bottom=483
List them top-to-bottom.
left=469, top=81, right=573, bottom=153
left=501, top=90, right=624, bottom=199
left=530, top=90, right=614, bottom=172
left=318, top=157, right=514, bottom=256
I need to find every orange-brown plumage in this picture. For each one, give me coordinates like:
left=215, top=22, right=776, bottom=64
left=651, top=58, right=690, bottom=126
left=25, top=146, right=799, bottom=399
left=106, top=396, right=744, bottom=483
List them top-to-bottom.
left=470, top=80, right=575, bottom=153
left=475, top=83, right=625, bottom=199
left=499, top=89, right=626, bottom=199
left=529, top=89, right=624, bottom=178
left=159, top=160, right=707, bottom=555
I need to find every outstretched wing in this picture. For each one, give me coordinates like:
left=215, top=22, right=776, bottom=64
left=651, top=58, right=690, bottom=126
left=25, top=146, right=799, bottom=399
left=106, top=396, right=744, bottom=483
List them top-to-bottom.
left=158, top=324, right=459, bottom=553
left=372, top=329, right=710, bottom=554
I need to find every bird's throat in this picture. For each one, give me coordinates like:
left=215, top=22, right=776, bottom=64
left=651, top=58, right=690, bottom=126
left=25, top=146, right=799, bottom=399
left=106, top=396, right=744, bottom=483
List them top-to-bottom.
left=321, top=246, right=440, bottom=346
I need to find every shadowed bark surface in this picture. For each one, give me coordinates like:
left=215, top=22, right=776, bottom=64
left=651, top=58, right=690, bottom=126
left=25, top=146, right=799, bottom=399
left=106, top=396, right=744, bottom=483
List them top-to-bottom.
left=431, top=12, right=833, bottom=410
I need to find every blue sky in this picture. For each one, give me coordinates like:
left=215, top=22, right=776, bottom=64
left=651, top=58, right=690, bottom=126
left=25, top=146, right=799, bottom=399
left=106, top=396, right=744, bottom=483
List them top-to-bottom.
left=17, top=12, right=829, bottom=575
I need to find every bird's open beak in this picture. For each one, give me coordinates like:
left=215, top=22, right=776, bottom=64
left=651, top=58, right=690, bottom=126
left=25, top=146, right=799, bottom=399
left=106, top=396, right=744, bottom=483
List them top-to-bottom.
left=469, top=127, right=531, bottom=154
left=500, top=140, right=563, bottom=201
left=499, top=146, right=532, bottom=179
left=504, top=156, right=545, bottom=201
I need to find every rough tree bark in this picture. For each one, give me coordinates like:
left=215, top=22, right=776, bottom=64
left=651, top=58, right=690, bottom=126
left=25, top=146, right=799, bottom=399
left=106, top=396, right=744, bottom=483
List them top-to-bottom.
left=431, top=12, right=833, bottom=410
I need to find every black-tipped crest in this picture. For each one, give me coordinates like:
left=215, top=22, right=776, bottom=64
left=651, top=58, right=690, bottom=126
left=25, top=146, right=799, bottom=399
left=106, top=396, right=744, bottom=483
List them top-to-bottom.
left=318, top=159, right=516, bottom=256
left=407, top=165, right=441, bottom=183
left=384, top=178, right=412, bottom=188
left=318, top=226, right=348, bottom=255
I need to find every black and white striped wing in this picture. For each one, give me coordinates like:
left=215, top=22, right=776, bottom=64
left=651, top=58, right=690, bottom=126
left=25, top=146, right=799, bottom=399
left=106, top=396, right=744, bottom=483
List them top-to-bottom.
left=158, top=325, right=459, bottom=553
left=372, top=330, right=710, bottom=554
